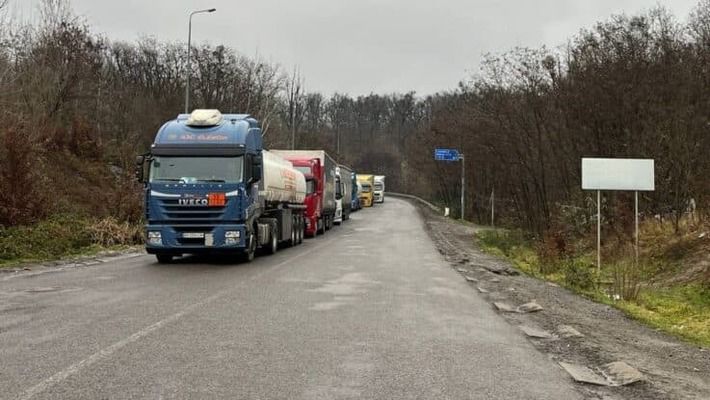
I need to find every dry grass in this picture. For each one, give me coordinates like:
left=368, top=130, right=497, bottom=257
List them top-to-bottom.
left=87, top=217, right=143, bottom=247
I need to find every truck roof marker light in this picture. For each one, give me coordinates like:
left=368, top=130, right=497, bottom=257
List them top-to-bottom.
left=186, top=109, right=223, bottom=127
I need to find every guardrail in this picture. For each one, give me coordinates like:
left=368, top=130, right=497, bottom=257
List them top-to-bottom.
left=387, top=192, right=441, bottom=213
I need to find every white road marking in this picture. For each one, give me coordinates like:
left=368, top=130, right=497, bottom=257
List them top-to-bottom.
left=19, top=238, right=336, bottom=400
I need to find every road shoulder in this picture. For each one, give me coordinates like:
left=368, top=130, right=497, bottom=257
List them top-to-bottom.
left=409, top=197, right=710, bottom=400
left=0, top=247, right=144, bottom=281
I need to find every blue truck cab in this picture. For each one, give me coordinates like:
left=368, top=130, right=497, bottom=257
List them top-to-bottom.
left=136, top=110, right=266, bottom=263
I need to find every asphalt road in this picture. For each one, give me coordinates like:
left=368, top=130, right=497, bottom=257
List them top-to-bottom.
left=0, top=198, right=582, bottom=399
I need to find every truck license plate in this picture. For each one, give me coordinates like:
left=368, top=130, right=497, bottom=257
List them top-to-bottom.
left=182, top=232, right=205, bottom=239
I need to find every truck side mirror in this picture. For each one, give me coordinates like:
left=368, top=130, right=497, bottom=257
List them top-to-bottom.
left=135, top=155, right=145, bottom=183
left=251, top=155, right=263, bottom=183
left=335, top=179, right=343, bottom=200
left=335, top=181, right=343, bottom=200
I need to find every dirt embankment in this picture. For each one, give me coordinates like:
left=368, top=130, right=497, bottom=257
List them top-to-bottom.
left=413, top=200, right=710, bottom=400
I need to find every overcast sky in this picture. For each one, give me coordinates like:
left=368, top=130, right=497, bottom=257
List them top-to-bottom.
left=9, top=0, right=702, bottom=96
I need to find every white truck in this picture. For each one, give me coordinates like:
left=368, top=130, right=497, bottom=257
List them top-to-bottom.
left=374, top=175, right=386, bottom=203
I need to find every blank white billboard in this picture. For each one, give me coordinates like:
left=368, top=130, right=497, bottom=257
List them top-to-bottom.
left=582, top=158, right=655, bottom=191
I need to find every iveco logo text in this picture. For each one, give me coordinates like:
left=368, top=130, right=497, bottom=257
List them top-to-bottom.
left=178, top=198, right=208, bottom=206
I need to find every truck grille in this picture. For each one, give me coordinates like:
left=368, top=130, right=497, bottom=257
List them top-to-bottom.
left=158, top=198, right=229, bottom=224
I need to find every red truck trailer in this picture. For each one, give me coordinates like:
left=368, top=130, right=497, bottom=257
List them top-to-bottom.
left=271, top=150, right=337, bottom=236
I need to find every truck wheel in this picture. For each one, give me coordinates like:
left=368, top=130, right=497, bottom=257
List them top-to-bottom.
left=289, top=216, right=297, bottom=247
left=297, top=217, right=304, bottom=244
left=317, top=217, right=325, bottom=235
left=267, top=224, right=278, bottom=255
left=241, top=231, right=256, bottom=262
left=156, top=254, right=173, bottom=264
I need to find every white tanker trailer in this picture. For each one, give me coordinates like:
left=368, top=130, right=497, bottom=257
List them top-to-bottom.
left=252, top=150, right=307, bottom=257
left=260, top=150, right=306, bottom=205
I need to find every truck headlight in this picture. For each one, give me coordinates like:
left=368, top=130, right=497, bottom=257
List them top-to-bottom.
left=148, top=231, right=162, bottom=245
left=225, top=231, right=240, bottom=245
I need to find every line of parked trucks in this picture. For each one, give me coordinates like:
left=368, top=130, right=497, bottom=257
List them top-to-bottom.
left=136, top=109, right=386, bottom=263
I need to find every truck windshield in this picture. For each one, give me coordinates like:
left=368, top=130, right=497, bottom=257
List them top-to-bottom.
left=149, top=156, right=243, bottom=184
left=375, top=183, right=384, bottom=191
left=361, top=184, right=372, bottom=193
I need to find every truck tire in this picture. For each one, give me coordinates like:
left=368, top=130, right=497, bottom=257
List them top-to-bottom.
left=289, top=216, right=297, bottom=247
left=297, top=217, right=304, bottom=244
left=317, top=217, right=325, bottom=235
left=267, top=223, right=278, bottom=255
left=241, top=231, right=256, bottom=262
left=156, top=254, right=173, bottom=264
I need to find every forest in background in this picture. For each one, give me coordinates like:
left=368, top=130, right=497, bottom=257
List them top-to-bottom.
left=0, top=0, right=709, bottom=246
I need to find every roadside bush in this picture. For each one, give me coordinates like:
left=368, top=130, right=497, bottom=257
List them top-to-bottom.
left=0, top=126, right=47, bottom=226
left=0, top=215, right=93, bottom=262
left=0, top=215, right=142, bottom=264
left=87, top=217, right=143, bottom=247
left=563, top=259, right=596, bottom=290
left=611, top=259, right=643, bottom=301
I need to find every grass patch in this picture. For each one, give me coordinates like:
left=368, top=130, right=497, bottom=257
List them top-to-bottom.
left=0, top=214, right=142, bottom=267
left=476, top=229, right=710, bottom=348
left=477, top=229, right=538, bottom=274
left=613, top=285, right=710, bottom=347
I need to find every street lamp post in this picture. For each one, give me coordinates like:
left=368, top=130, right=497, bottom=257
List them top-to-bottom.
left=185, top=8, right=216, bottom=114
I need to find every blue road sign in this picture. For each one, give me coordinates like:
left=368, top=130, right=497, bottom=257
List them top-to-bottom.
left=434, top=148, right=460, bottom=161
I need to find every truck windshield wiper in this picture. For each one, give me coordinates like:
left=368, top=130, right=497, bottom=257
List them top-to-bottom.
left=154, top=178, right=184, bottom=182
left=197, top=179, right=226, bottom=183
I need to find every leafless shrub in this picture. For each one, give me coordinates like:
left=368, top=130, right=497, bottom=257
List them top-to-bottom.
left=0, top=124, right=47, bottom=226
left=87, top=217, right=142, bottom=247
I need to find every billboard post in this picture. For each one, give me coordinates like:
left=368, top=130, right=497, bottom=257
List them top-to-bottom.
left=582, top=158, right=655, bottom=274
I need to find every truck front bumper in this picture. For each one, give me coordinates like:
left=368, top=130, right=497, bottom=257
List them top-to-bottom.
left=359, top=197, right=373, bottom=207
left=145, top=224, right=248, bottom=254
